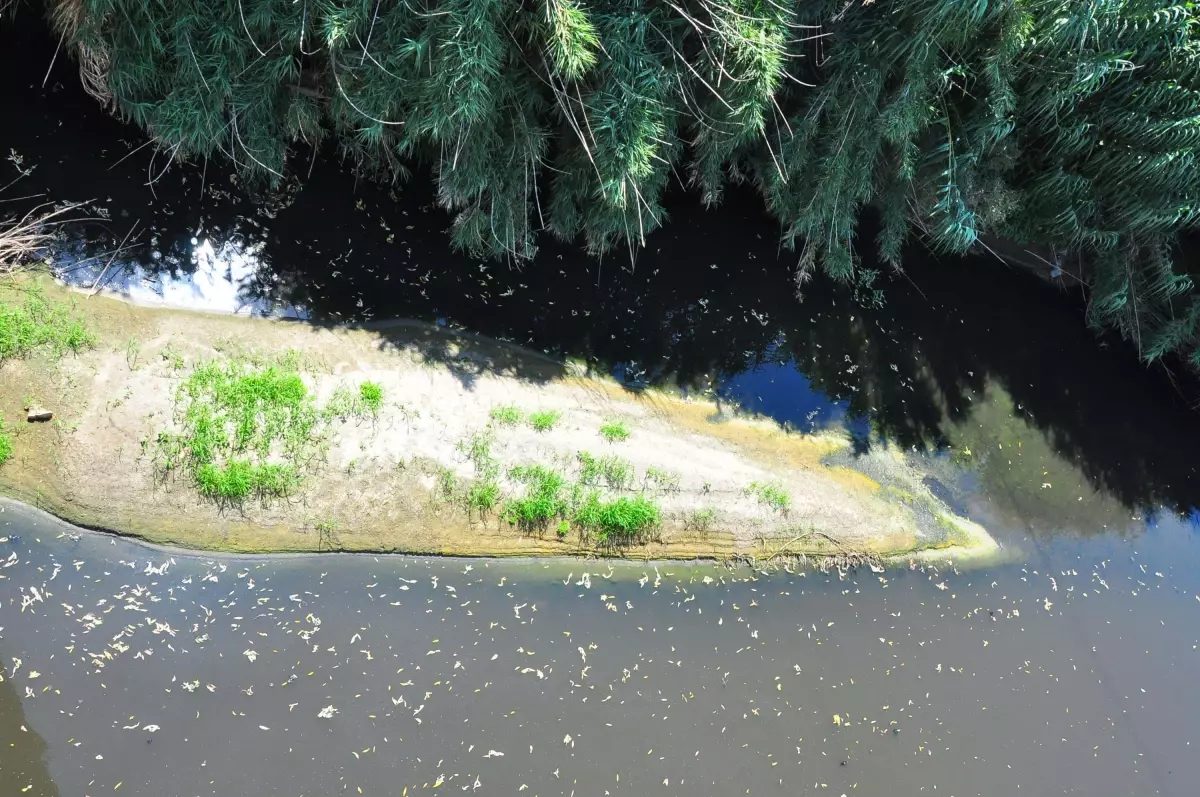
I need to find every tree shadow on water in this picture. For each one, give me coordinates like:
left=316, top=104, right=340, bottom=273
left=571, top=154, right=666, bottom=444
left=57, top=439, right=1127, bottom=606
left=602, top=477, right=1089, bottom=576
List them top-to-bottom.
left=0, top=648, right=60, bottom=796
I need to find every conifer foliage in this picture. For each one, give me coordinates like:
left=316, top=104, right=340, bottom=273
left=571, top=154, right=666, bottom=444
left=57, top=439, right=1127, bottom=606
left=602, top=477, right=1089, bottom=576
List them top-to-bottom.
left=48, top=0, right=1200, bottom=366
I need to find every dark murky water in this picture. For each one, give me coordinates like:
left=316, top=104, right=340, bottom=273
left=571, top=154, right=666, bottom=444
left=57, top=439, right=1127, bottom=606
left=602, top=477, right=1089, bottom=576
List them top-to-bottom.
left=3, top=22, right=1200, bottom=796
left=2, top=501, right=1199, bottom=797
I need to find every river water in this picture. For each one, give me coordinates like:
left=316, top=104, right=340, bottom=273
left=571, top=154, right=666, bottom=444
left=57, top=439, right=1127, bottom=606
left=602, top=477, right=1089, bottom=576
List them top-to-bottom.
left=3, top=21, right=1200, bottom=797
left=2, top=499, right=1198, bottom=797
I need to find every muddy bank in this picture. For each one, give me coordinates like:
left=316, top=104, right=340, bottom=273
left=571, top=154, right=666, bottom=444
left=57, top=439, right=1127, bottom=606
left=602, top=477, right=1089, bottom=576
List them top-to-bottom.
left=0, top=277, right=994, bottom=561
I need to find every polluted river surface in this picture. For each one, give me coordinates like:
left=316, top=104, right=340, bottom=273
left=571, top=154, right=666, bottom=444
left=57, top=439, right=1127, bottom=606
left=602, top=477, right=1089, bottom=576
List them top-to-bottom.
left=1, top=499, right=1199, bottom=797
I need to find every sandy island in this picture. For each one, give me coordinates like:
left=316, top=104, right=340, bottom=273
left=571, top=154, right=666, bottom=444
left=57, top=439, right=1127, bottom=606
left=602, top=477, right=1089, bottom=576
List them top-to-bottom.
left=0, top=277, right=995, bottom=562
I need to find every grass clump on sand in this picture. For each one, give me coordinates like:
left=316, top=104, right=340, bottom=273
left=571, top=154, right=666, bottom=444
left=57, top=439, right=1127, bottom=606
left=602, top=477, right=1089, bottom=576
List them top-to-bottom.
left=0, top=287, right=95, bottom=360
left=153, top=355, right=322, bottom=502
left=326, top=380, right=386, bottom=421
left=358, top=381, right=384, bottom=415
left=489, top=404, right=523, bottom=426
left=527, top=409, right=561, bottom=432
left=599, top=419, right=630, bottom=442
left=0, top=422, right=12, bottom=466
left=455, top=429, right=503, bottom=518
left=457, top=429, right=495, bottom=471
left=577, top=451, right=634, bottom=490
left=195, top=460, right=300, bottom=500
left=504, top=461, right=661, bottom=544
left=504, top=465, right=569, bottom=529
left=644, top=465, right=681, bottom=492
left=465, top=480, right=502, bottom=515
left=747, top=481, right=791, bottom=514
left=574, top=492, right=660, bottom=544
left=685, top=507, right=717, bottom=533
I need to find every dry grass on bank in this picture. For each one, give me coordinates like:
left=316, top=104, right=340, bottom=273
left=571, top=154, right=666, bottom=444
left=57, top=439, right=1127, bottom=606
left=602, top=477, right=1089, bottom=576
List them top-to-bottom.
left=0, top=202, right=86, bottom=275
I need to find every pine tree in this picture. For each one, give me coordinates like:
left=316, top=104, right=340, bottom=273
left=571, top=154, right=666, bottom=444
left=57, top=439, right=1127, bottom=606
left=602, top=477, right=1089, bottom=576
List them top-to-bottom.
left=46, top=0, right=1200, bottom=367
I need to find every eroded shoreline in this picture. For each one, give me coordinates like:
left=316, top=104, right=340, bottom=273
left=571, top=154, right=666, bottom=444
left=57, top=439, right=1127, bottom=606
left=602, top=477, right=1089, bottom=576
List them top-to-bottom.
left=0, top=276, right=997, bottom=563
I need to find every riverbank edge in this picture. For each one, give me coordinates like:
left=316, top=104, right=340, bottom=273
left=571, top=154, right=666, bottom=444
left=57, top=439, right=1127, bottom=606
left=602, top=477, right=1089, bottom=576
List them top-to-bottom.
left=0, top=275, right=999, bottom=565
left=0, top=494, right=998, bottom=567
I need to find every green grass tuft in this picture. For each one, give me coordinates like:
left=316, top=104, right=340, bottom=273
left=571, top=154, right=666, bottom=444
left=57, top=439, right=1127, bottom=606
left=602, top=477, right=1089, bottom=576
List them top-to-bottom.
left=0, top=288, right=96, bottom=359
left=326, top=380, right=386, bottom=421
left=358, top=381, right=384, bottom=415
left=489, top=404, right=523, bottom=426
left=527, top=410, right=561, bottom=432
left=598, top=419, right=630, bottom=442
left=0, top=423, right=12, bottom=466
left=457, top=429, right=495, bottom=471
left=577, top=451, right=633, bottom=490
left=576, top=452, right=601, bottom=485
left=195, top=460, right=298, bottom=500
left=196, top=461, right=252, bottom=499
left=251, top=462, right=300, bottom=494
left=504, top=464, right=569, bottom=529
left=644, top=465, right=681, bottom=492
left=436, top=467, right=458, bottom=501
left=466, top=480, right=501, bottom=515
left=747, top=481, right=791, bottom=513
left=574, top=493, right=660, bottom=544
left=685, top=507, right=717, bottom=533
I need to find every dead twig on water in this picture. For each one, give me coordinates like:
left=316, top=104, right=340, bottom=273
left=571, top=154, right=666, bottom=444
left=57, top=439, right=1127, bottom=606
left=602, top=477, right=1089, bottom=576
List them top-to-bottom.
left=89, top=220, right=139, bottom=295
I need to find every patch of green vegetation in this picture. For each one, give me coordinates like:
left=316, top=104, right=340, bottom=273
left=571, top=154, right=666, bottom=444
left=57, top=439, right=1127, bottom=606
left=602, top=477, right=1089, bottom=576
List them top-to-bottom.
left=0, top=288, right=95, bottom=359
left=125, top=335, right=141, bottom=369
left=160, top=343, right=185, bottom=371
left=153, top=356, right=323, bottom=502
left=325, top=381, right=385, bottom=422
left=358, top=381, right=384, bottom=416
left=489, top=404, right=523, bottom=426
left=527, top=409, right=561, bottom=432
left=599, top=419, right=630, bottom=442
left=0, top=422, right=12, bottom=466
left=452, top=429, right=503, bottom=518
left=457, top=429, right=495, bottom=471
left=576, top=452, right=633, bottom=490
left=576, top=452, right=601, bottom=485
left=600, top=456, right=633, bottom=490
left=504, top=459, right=660, bottom=543
left=195, top=460, right=299, bottom=500
left=250, top=462, right=299, bottom=494
left=504, top=464, right=569, bottom=530
left=644, top=465, right=681, bottom=492
left=436, top=467, right=458, bottom=501
left=465, top=479, right=501, bottom=515
left=747, top=481, right=791, bottom=514
left=574, top=492, right=660, bottom=544
left=685, top=507, right=717, bottom=533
